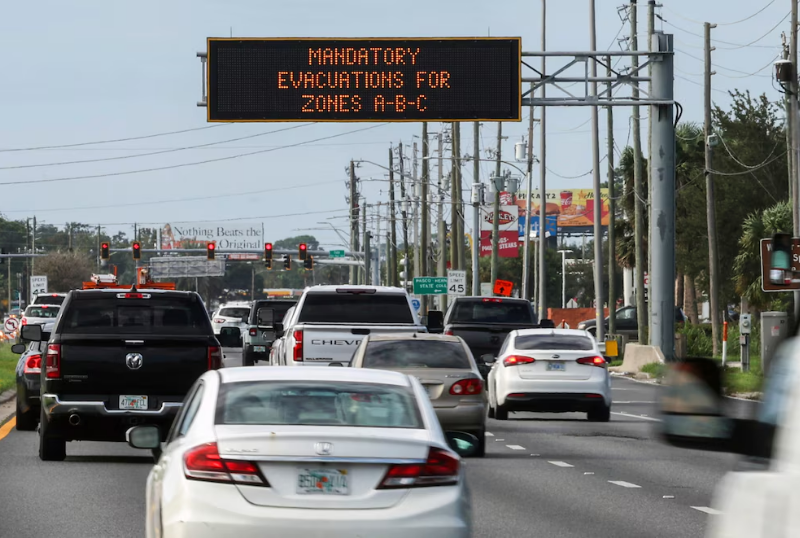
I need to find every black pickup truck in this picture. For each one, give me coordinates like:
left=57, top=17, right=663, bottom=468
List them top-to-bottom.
left=20, top=288, right=221, bottom=461
left=442, top=297, right=540, bottom=378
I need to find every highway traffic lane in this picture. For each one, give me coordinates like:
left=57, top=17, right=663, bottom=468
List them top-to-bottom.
left=222, top=347, right=243, bottom=368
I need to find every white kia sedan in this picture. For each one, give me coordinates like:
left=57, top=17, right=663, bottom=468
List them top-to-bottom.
left=486, top=329, right=611, bottom=421
left=127, top=367, right=475, bottom=538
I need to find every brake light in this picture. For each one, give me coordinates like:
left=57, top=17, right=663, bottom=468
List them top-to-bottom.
left=482, top=298, right=503, bottom=303
left=21, top=317, right=27, bottom=326
left=214, top=318, right=225, bottom=324
left=249, top=328, right=257, bottom=337
left=444, top=329, right=454, bottom=336
left=292, top=330, right=303, bottom=361
left=46, top=344, right=61, bottom=379
left=208, top=346, right=223, bottom=370
left=24, top=354, right=42, bottom=374
left=503, top=355, right=535, bottom=367
left=576, top=356, right=607, bottom=367
left=450, top=378, right=483, bottom=395
left=184, top=442, right=268, bottom=486
left=378, top=447, right=460, bottom=489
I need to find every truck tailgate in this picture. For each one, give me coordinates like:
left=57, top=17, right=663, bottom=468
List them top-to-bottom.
left=449, top=324, right=530, bottom=358
left=301, top=325, right=424, bottom=365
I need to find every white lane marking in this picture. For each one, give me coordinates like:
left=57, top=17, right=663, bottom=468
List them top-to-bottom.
left=612, top=388, right=631, bottom=390
left=613, top=401, right=656, bottom=404
left=611, top=411, right=662, bottom=422
left=485, top=432, right=494, bottom=437
left=506, top=445, right=526, bottom=450
left=548, top=461, right=574, bottom=468
left=609, top=481, right=642, bottom=488
left=691, top=506, right=722, bottom=515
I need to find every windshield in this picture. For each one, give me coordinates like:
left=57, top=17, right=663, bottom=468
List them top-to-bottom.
left=298, top=293, right=414, bottom=324
left=33, top=295, right=65, bottom=306
left=61, top=298, right=212, bottom=335
left=451, top=299, right=534, bottom=324
left=24, top=306, right=60, bottom=318
left=218, top=307, right=250, bottom=319
left=515, top=334, right=594, bottom=351
left=363, top=340, right=471, bottom=369
left=216, top=381, right=422, bottom=428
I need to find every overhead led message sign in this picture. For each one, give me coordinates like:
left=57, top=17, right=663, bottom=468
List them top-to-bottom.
left=206, top=38, right=521, bottom=122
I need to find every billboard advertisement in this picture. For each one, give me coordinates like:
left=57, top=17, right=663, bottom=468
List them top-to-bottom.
left=515, top=188, right=609, bottom=228
left=480, top=193, right=519, bottom=257
left=161, top=223, right=264, bottom=250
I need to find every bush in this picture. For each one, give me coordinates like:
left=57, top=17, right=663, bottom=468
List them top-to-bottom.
left=678, top=320, right=761, bottom=359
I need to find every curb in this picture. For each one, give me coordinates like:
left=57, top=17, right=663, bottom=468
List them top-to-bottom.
left=613, top=373, right=762, bottom=402
left=0, top=390, right=15, bottom=406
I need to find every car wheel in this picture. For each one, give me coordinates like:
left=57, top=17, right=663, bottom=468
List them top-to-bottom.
left=243, top=351, right=255, bottom=367
left=15, top=398, right=38, bottom=431
left=487, top=401, right=496, bottom=419
left=495, top=403, right=509, bottom=421
left=587, top=404, right=611, bottom=422
left=38, top=409, right=66, bottom=461
left=472, top=429, right=486, bottom=458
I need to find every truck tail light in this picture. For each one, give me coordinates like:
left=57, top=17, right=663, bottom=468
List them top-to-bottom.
left=21, top=317, right=27, bottom=326
left=214, top=318, right=225, bottom=324
left=249, top=328, right=257, bottom=337
left=444, top=329, right=454, bottom=336
left=292, top=330, right=303, bottom=362
left=46, top=344, right=61, bottom=379
left=208, top=346, right=223, bottom=370
left=24, top=354, right=43, bottom=374
left=503, top=355, right=535, bottom=367
left=576, top=356, right=607, bottom=367
left=449, top=378, right=483, bottom=395
left=184, top=442, right=268, bottom=486
left=378, top=447, right=459, bottom=489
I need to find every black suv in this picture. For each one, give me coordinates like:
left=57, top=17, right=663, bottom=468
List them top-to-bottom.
left=20, top=288, right=222, bottom=461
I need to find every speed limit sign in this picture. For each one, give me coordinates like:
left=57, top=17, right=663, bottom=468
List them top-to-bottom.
left=447, top=270, right=467, bottom=297
left=30, top=275, right=48, bottom=303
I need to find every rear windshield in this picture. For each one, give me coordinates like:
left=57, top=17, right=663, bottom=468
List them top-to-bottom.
left=298, top=293, right=414, bottom=324
left=34, top=295, right=65, bottom=306
left=61, top=297, right=212, bottom=335
left=451, top=299, right=534, bottom=324
left=250, top=302, right=295, bottom=324
left=25, top=306, right=60, bottom=318
left=218, top=307, right=250, bottom=319
left=515, top=334, right=594, bottom=351
left=363, top=340, right=471, bottom=369
left=217, top=381, right=422, bottom=428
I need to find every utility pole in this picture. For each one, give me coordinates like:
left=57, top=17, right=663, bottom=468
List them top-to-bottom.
left=538, top=0, right=547, bottom=319
left=590, top=0, right=604, bottom=342
left=631, top=0, right=647, bottom=343
left=647, top=0, right=657, bottom=336
left=791, top=0, right=800, bottom=320
left=704, top=22, right=721, bottom=357
left=783, top=34, right=794, bottom=209
left=607, top=57, right=617, bottom=335
left=522, top=98, right=536, bottom=300
left=473, top=121, right=481, bottom=295
left=454, top=122, right=466, bottom=271
left=491, top=123, right=503, bottom=285
left=421, top=124, right=430, bottom=311
left=449, top=125, right=458, bottom=273
left=438, top=132, right=448, bottom=311
left=412, top=141, right=421, bottom=284
left=399, top=144, right=410, bottom=288
left=388, top=148, right=398, bottom=287
left=349, top=160, right=358, bottom=285
left=362, top=198, right=368, bottom=285
left=376, top=202, right=382, bottom=285
left=31, top=216, right=36, bottom=275
left=67, top=223, right=73, bottom=252
left=96, top=225, right=101, bottom=271
left=364, top=231, right=372, bottom=285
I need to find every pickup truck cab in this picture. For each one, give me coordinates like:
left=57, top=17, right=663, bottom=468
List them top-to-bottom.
left=270, top=285, right=432, bottom=366
left=21, top=288, right=222, bottom=461
left=242, top=299, right=296, bottom=365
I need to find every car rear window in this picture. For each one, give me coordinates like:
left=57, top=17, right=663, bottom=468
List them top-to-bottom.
left=297, top=293, right=413, bottom=324
left=33, top=295, right=65, bottom=306
left=61, top=297, right=212, bottom=335
left=450, top=299, right=534, bottom=324
left=251, top=302, right=295, bottom=324
left=25, top=306, right=60, bottom=318
left=218, top=307, right=250, bottom=319
left=515, top=334, right=594, bottom=351
left=363, top=340, right=471, bottom=369
left=217, top=381, right=422, bottom=429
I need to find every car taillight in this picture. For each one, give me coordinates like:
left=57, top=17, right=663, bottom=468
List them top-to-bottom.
left=21, top=317, right=27, bottom=326
left=214, top=318, right=225, bottom=324
left=249, top=328, right=257, bottom=337
left=444, top=329, right=454, bottom=336
left=292, top=330, right=303, bottom=361
left=46, top=344, right=61, bottom=379
left=208, top=346, right=223, bottom=370
left=24, top=354, right=42, bottom=374
left=503, top=355, right=535, bottom=367
left=576, top=356, right=607, bottom=367
left=450, top=378, right=483, bottom=395
left=184, top=442, right=268, bottom=486
left=378, top=447, right=460, bottom=489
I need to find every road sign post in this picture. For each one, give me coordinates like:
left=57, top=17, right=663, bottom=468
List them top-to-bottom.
left=447, top=270, right=467, bottom=297
left=413, top=277, right=448, bottom=295
left=493, top=279, right=514, bottom=297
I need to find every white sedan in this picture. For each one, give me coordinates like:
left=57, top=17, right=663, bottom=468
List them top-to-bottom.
left=486, top=328, right=611, bottom=421
left=127, top=367, right=476, bottom=538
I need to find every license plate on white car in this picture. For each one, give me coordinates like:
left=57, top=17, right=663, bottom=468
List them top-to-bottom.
left=253, top=346, right=266, bottom=353
left=546, top=363, right=565, bottom=372
left=119, top=395, right=148, bottom=410
left=297, top=469, right=349, bottom=495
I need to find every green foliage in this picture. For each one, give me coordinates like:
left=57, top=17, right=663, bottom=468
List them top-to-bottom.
left=0, top=344, right=16, bottom=394
left=641, top=362, right=667, bottom=379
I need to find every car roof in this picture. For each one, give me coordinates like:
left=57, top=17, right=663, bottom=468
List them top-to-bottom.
left=305, top=285, right=409, bottom=295
left=72, top=289, right=198, bottom=297
left=218, top=302, right=251, bottom=308
left=514, top=328, right=594, bottom=337
left=367, top=333, right=462, bottom=343
left=218, top=366, right=412, bottom=387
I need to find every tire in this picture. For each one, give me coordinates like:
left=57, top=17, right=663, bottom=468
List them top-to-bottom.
left=243, top=351, right=255, bottom=367
left=15, top=398, right=38, bottom=431
left=487, top=402, right=496, bottom=419
left=495, top=403, right=509, bottom=421
left=587, top=404, right=611, bottom=422
left=38, top=408, right=66, bottom=461
left=472, top=430, right=486, bottom=458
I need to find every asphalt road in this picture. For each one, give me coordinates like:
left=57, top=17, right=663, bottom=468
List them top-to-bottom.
left=0, top=368, right=757, bottom=538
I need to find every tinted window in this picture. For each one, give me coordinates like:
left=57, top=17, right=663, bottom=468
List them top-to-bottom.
left=298, top=293, right=413, bottom=324
left=34, top=295, right=65, bottom=306
left=61, top=298, right=211, bottom=335
left=451, top=299, right=534, bottom=324
left=251, top=302, right=295, bottom=324
left=25, top=306, right=60, bottom=318
left=218, top=307, right=250, bottom=319
left=515, top=334, right=594, bottom=351
left=363, top=340, right=471, bottom=369
left=217, top=381, right=422, bottom=428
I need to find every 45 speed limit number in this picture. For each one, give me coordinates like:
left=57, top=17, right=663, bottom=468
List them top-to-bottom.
left=447, top=270, right=466, bottom=296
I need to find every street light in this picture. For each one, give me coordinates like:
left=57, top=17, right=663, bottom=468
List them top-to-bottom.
left=558, top=250, right=571, bottom=309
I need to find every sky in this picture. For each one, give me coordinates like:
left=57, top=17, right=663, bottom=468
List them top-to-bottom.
left=0, top=0, right=787, bottom=251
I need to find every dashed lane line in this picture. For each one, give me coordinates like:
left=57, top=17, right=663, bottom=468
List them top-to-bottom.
left=611, top=411, right=662, bottom=422
left=0, top=417, right=16, bottom=442
left=485, top=432, right=494, bottom=437
left=506, top=445, right=526, bottom=450
left=548, top=461, right=574, bottom=468
left=609, top=481, right=642, bottom=488
left=691, top=507, right=722, bottom=515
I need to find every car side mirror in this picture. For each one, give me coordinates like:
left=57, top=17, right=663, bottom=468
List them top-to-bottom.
left=257, top=308, right=275, bottom=328
left=426, top=310, right=444, bottom=333
left=274, top=322, right=284, bottom=338
left=20, top=324, right=43, bottom=342
left=11, top=344, right=26, bottom=354
left=481, top=354, right=496, bottom=365
left=126, top=425, right=162, bottom=461
left=444, top=431, right=479, bottom=458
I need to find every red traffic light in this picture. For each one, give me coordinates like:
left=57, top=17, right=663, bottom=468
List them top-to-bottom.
left=102, top=242, right=109, bottom=249
left=208, top=243, right=216, bottom=251
left=265, top=243, right=273, bottom=251
left=298, top=243, right=308, bottom=260
left=299, top=244, right=307, bottom=251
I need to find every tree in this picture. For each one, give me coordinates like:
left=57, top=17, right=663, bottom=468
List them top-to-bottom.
left=36, top=252, right=94, bottom=292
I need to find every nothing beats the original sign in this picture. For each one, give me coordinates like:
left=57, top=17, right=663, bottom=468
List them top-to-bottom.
left=206, top=38, right=521, bottom=122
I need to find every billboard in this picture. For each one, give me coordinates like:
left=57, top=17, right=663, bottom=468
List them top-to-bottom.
left=206, top=38, right=521, bottom=122
left=515, top=188, right=610, bottom=228
left=480, top=195, right=519, bottom=257
left=161, top=223, right=263, bottom=251
left=149, top=257, right=226, bottom=279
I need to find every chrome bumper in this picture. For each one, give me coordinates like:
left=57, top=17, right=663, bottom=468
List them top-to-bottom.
left=41, top=394, right=182, bottom=417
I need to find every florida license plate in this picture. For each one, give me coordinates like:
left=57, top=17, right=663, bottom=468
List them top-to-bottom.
left=253, top=346, right=266, bottom=353
left=546, top=363, right=566, bottom=372
left=119, top=395, right=148, bottom=410
left=297, top=469, right=349, bottom=495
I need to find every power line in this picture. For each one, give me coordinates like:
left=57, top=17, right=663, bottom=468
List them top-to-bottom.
left=663, top=1, right=776, bottom=27
left=661, top=13, right=786, bottom=50
left=675, top=48, right=773, bottom=78
left=715, top=53, right=781, bottom=79
left=0, top=124, right=386, bottom=187
left=90, top=208, right=351, bottom=227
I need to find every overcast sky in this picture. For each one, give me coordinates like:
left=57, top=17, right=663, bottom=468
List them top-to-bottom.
left=0, top=0, right=785, bottom=250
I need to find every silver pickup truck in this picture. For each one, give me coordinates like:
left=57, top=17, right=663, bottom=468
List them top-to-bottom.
left=270, top=285, right=442, bottom=366
left=241, top=299, right=297, bottom=366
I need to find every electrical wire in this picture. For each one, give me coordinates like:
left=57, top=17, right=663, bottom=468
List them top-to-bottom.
left=662, top=1, right=776, bottom=27
left=659, top=9, right=786, bottom=49
left=675, top=48, right=773, bottom=78
left=716, top=54, right=781, bottom=79
left=675, top=74, right=729, bottom=95
left=0, top=124, right=386, bottom=187
left=716, top=134, right=780, bottom=170
left=708, top=154, right=783, bottom=175
left=90, top=208, right=351, bottom=227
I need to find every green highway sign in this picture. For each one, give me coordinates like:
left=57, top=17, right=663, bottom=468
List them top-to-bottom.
left=329, top=250, right=345, bottom=258
left=413, top=276, right=448, bottom=295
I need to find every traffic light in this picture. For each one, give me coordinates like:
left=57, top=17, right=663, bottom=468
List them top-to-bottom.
left=132, top=241, right=141, bottom=260
left=100, top=242, right=110, bottom=261
left=206, top=242, right=216, bottom=261
left=264, top=242, right=273, bottom=261
left=298, top=243, right=308, bottom=261
left=283, top=254, right=292, bottom=270
left=303, top=256, right=313, bottom=270
left=265, top=258, right=273, bottom=270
